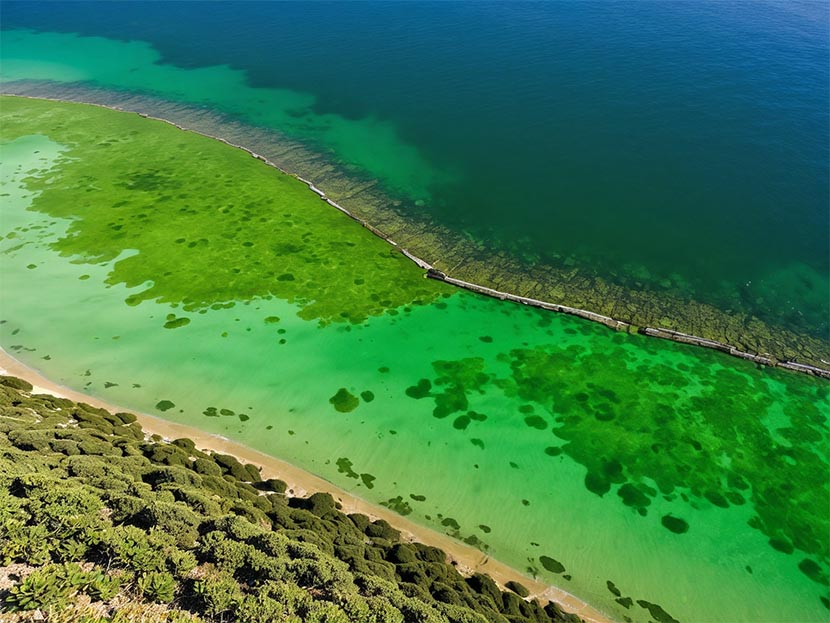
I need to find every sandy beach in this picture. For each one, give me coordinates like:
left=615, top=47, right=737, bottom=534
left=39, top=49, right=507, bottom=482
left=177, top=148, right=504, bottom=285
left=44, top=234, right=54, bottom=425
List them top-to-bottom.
left=0, top=347, right=614, bottom=623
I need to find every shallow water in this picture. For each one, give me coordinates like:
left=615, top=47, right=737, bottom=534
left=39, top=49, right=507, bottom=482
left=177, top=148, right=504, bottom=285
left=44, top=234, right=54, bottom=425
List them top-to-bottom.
left=2, top=0, right=828, bottom=359
left=1, top=99, right=828, bottom=622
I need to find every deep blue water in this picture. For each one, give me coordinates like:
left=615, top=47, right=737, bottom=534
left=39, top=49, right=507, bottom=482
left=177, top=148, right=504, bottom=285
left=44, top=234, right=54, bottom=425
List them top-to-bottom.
left=3, top=0, right=829, bottom=337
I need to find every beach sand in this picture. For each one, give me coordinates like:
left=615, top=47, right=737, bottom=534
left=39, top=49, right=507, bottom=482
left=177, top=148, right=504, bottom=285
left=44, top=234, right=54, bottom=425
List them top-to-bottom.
left=0, top=347, right=613, bottom=623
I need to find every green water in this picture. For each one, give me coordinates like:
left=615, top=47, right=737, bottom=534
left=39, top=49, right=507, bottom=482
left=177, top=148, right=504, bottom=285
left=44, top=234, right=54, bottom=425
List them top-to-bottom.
left=2, top=26, right=828, bottom=367
left=1, top=98, right=828, bottom=623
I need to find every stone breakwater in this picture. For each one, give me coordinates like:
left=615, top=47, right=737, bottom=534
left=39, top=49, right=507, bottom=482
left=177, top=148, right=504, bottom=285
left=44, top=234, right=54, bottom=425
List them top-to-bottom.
left=3, top=90, right=828, bottom=380
left=422, top=271, right=829, bottom=379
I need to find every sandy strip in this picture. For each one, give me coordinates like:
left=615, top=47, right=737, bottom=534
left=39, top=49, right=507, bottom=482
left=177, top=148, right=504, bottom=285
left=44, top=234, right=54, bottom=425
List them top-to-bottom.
left=0, top=348, right=615, bottom=623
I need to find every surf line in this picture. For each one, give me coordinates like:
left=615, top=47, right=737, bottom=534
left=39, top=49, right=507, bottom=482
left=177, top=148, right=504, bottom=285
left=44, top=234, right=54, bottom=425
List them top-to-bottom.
left=5, top=93, right=828, bottom=380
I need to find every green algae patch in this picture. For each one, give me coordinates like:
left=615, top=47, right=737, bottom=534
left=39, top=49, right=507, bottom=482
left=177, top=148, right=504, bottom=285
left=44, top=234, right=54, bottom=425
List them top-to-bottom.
left=0, top=96, right=448, bottom=325
left=163, top=315, right=190, bottom=329
left=405, top=335, right=830, bottom=573
left=429, top=358, right=489, bottom=419
left=405, top=379, right=432, bottom=399
left=329, top=388, right=359, bottom=413
left=155, top=400, right=175, bottom=412
left=335, top=457, right=358, bottom=479
left=381, top=495, right=412, bottom=516
left=661, top=515, right=689, bottom=534
left=539, top=556, right=565, bottom=574
left=799, top=558, right=829, bottom=586
left=637, top=600, right=680, bottom=623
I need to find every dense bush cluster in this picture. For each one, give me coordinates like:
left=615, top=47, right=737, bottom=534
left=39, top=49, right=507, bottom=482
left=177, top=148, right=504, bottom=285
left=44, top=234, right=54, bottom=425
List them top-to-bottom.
left=0, top=376, right=581, bottom=622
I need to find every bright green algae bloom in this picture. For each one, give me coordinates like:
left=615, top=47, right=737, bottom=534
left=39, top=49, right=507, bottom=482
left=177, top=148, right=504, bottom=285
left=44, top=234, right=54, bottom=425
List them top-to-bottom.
left=2, top=29, right=828, bottom=366
left=0, top=96, right=445, bottom=324
left=2, top=97, right=829, bottom=622
left=404, top=335, right=830, bottom=578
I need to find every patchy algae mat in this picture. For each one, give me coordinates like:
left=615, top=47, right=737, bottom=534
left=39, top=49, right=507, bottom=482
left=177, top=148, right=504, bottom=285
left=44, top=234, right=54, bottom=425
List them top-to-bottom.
left=1, top=26, right=828, bottom=368
left=1, top=97, right=828, bottom=623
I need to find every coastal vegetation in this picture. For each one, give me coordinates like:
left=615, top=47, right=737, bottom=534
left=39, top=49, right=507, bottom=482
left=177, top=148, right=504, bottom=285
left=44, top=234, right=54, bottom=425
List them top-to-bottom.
left=1, top=94, right=828, bottom=622
left=0, top=376, right=582, bottom=623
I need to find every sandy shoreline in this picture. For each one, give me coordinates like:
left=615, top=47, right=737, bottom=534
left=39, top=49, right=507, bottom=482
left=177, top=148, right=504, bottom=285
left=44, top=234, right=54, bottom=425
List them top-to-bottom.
left=0, top=348, right=614, bottom=623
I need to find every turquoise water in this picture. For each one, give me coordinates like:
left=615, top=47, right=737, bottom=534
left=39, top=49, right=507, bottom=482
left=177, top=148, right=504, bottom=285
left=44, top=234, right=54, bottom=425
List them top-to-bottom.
left=1, top=0, right=828, bottom=349
left=1, top=2, right=829, bottom=620
left=1, top=103, right=828, bottom=623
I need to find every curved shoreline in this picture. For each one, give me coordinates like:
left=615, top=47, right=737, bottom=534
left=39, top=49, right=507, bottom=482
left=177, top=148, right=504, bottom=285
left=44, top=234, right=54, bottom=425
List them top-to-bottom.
left=4, top=93, right=826, bottom=380
left=0, top=347, right=614, bottom=623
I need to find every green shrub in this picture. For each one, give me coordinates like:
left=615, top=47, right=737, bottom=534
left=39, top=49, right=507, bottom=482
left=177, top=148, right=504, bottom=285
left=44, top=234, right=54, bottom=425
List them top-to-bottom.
left=0, top=375, right=34, bottom=391
left=114, top=411, right=138, bottom=425
left=73, top=412, right=114, bottom=434
left=116, top=423, right=146, bottom=442
left=8, top=429, right=53, bottom=452
left=78, top=437, right=122, bottom=456
left=50, top=439, right=81, bottom=456
left=142, top=443, right=191, bottom=467
left=212, top=453, right=252, bottom=481
left=66, top=455, right=120, bottom=481
left=191, top=457, right=223, bottom=477
left=144, top=466, right=203, bottom=488
left=200, top=474, right=239, bottom=499
left=257, top=478, right=287, bottom=494
left=233, top=480, right=263, bottom=502
left=26, top=481, right=103, bottom=531
left=162, top=484, right=223, bottom=517
left=108, top=494, right=146, bottom=523
left=133, top=501, right=201, bottom=548
left=348, top=513, right=372, bottom=533
left=207, top=514, right=264, bottom=541
left=365, top=519, right=400, bottom=541
left=4, top=524, right=51, bottom=566
left=100, top=525, right=166, bottom=573
left=282, top=528, right=334, bottom=555
left=199, top=532, right=250, bottom=573
left=248, top=532, right=289, bottom=559
left=54, top=537, right=90, bottom=563
left=387, top=543, right=418, bottom=564
left=412, top=543, right=448, bottom=564
left=167, top=548, right=198, bottom=578
left=225, top=548, right=284, bottom=586
left=288, top=557, right=343, bottom=591
left=366, top=560, right=399, bottom=582
left=3, top=564, right=72, bottom=612
left=86, top=569, right=122, bottom=601
left=138, top=570, right=177, bottom=603
left=193, top=570, right=244, bottom=617
left=466, top=573, right=503, bottom=610
left=260, top=580, right=312, bottom=615
left=505, top=581, right=529, bottom=598
left=235, top=592, right=293, bottom=623
left=362, top=595, right=406, bottom=623
left=397, top=596, right=446, bottom=623
left=304, top=600, right=351, bottom=623
left=439, top=603, right=491, bottom=623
